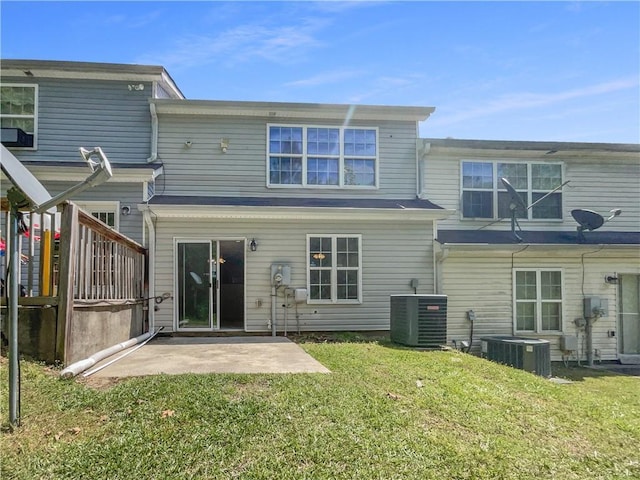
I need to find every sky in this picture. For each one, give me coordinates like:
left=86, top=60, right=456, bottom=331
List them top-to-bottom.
left=1, top=1, right=639, bottom=143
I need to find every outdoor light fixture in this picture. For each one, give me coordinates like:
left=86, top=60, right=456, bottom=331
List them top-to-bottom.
left=220, top=138, right=229, bottom=153
left=121, top=205, right=131, bottom=216
left=250, top=238, right=258, bottom=251
left=604, top=274, right=619, bottom=285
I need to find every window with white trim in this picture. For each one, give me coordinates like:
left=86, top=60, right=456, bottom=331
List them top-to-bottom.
left=1, top=84, right=38, bottom=148
left=268, top=125, right=377, bottom=188
left=461, top=161, right=563, bottom=219
left=75, top=201, right=119, bottom=230
left=308, top=235, right=361, bottom=303
left=514, top=269, right=562, bottom=332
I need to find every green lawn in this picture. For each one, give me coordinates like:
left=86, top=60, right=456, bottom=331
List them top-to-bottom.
left=1, top=337, right=639, bottom=479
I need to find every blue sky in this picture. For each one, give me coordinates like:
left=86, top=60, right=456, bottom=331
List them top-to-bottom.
left=2, top=1, right=639, bottom=143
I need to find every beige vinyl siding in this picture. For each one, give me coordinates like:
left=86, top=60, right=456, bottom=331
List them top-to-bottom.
left=2, top=77, right=152, bottom=164
left=156, top=115, right=418, bottom=198
left=424, top=144, right=640, bottom=231
left=152, top=216, right=435, bottom=332
left=440, top=247, right=640, bottom=361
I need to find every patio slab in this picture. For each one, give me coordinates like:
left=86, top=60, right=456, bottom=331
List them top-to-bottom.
left=87, top=336, right=330, bottom=377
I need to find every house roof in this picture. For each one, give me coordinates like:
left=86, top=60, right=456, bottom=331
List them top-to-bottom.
left=1, top=59, right=184, bottom=99
left=151, top=99, right=435, bottom=122
left=423, top=137, right=640, bottom=154
left=1, top=160, right=163, bottom=184
left=149, top=195, right=444, bottom=210
left=144, top=196, right=452, bottom=221
left=436, top=229, right=640, bottom=246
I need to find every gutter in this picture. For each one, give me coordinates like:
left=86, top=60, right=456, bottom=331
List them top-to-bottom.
left=147, top=102, right=158, bottom=163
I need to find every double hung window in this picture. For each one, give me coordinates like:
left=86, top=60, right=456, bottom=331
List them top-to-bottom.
left=1, top=84, right=37, bottom=148
left=268, top=125, right=377, bottom=188
left=461, top=161, right=563, bottom=219
left=308, top=235, right=361, bottom=303
left=514, top=269, right=563, bottom=332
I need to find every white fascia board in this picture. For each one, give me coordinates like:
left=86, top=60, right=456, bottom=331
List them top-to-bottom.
left=152, top=99, right=435, bottom=122
left=1, top=165, right=163, bottom=183
left=139, top=203, right=454, bottom=222
left=438, top=243, right=640, bottom=255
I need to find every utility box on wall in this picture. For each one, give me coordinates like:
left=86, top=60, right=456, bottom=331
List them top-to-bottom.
left=390, top=294, right=447, bottom=348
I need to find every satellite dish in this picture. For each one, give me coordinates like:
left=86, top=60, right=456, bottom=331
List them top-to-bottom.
left=1, top=145, right=56, bottom=214
left=495, top=177, right=571, bottom=243
left=500, top=177, right=527, bottom=242
left=572, top=208, right=622, bottom=241
left=571, top=209, right=604, bottom=231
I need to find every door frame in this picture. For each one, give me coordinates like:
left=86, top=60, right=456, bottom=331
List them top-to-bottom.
left=173, top=237, right=247, bottom=332
left=618, top=273, right=640, bottom=360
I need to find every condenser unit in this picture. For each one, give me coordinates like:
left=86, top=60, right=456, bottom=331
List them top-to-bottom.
left=390, top=294, right=447, bottom=348
left=480, top=336, right=551, bottom=377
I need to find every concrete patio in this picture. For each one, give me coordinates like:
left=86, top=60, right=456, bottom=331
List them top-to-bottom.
left=87, top=336, right=330, bottom=378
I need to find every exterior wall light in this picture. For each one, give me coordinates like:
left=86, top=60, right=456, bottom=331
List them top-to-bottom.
left=220, top=138, right=229, bottom=153
left=121, top=205, right=131, bottom=216
left=250, top=238, right=258, bottom=251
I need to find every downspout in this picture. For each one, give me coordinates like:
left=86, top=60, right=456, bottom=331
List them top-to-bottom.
left=146, top=102, right=158, bottom=164
left=416, top=139, right=430, bottom=199
left=142, top=207, right=156, bottom=332
left=434, top=241, right=449, bottom=295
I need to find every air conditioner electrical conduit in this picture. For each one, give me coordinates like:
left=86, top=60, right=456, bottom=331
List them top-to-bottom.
left=60, top=327, right=163, bottom=379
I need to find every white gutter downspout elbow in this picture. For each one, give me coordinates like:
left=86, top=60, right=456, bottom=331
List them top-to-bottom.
left=147, top=102, right=158, bottom=163
left=141, top=206, right=156, bottom=331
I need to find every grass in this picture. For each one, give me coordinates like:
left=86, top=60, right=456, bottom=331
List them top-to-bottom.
left=1, top=337, right=639, bottom=479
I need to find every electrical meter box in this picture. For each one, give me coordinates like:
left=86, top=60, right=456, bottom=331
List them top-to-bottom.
left=270, top=264, right=291, bottom=286
left=294, top=288, right=308, bottom=303
left=583, top=297, right=608, bottom=318
left=559, top=335, right=578, bottom=352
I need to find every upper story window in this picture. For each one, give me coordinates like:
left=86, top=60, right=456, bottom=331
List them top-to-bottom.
left=1, top=84, right=38, bottom=148
left=268, top=125, right=378, bottom=188
left=461, top=161, right=563, bottom=220
left=514, top=269, right=563, bottom=333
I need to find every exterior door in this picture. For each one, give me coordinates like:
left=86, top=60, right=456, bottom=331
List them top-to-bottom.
left=176, top=239, right=245, bottom=331
left=177, top=241, right=214, bottom=330
left=619, top=274, right=640, bottom=357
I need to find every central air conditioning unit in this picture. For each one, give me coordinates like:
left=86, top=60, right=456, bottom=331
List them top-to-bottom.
left=390, top=294, right=447, bottom=348
left=480, top=336, right=551, bottom=377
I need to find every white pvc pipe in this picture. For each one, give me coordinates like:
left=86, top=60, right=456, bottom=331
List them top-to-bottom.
left=82, top=326, right=163, bottom=377
left=60, top=329, right=156, bottom=379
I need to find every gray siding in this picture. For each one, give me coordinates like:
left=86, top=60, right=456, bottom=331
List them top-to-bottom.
left=2, top=77, right=152, bottom=164
left=156, top=115, right=418, bottom=198
left=424, top=145, right=640, bottom=232
left=43, top=181, right=147, bottom=243
left=152, top=216, right=435, bottom=333
left=440, top=247, right=640, bottom=361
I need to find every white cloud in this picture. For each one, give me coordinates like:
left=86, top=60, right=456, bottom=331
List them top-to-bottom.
left=138, top=18, right=326, bottom=70
left=284, top=69, right=364, bottom=88
left=430, top=76, right=640, bottom=128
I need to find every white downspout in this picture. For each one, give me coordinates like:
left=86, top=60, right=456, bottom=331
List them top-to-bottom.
left=146, top=102, right=158, bottom=163
left=416, top=139, right=430, bottom=199
left=142, top=207, right=156, bottom=331
left=434, top=241, right=449, bottom=295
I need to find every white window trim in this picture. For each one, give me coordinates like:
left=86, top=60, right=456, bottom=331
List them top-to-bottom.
left=1, top=83, right=39, bottom=150
left=266, top=124, right=379, bottom=189
left=459, top=159, right=564, bottom=221
left=74, top=200, right=120, bottom=230
left=306, top=234, right=363, bottom=304
left=512, top=267, right=564, bottom=334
